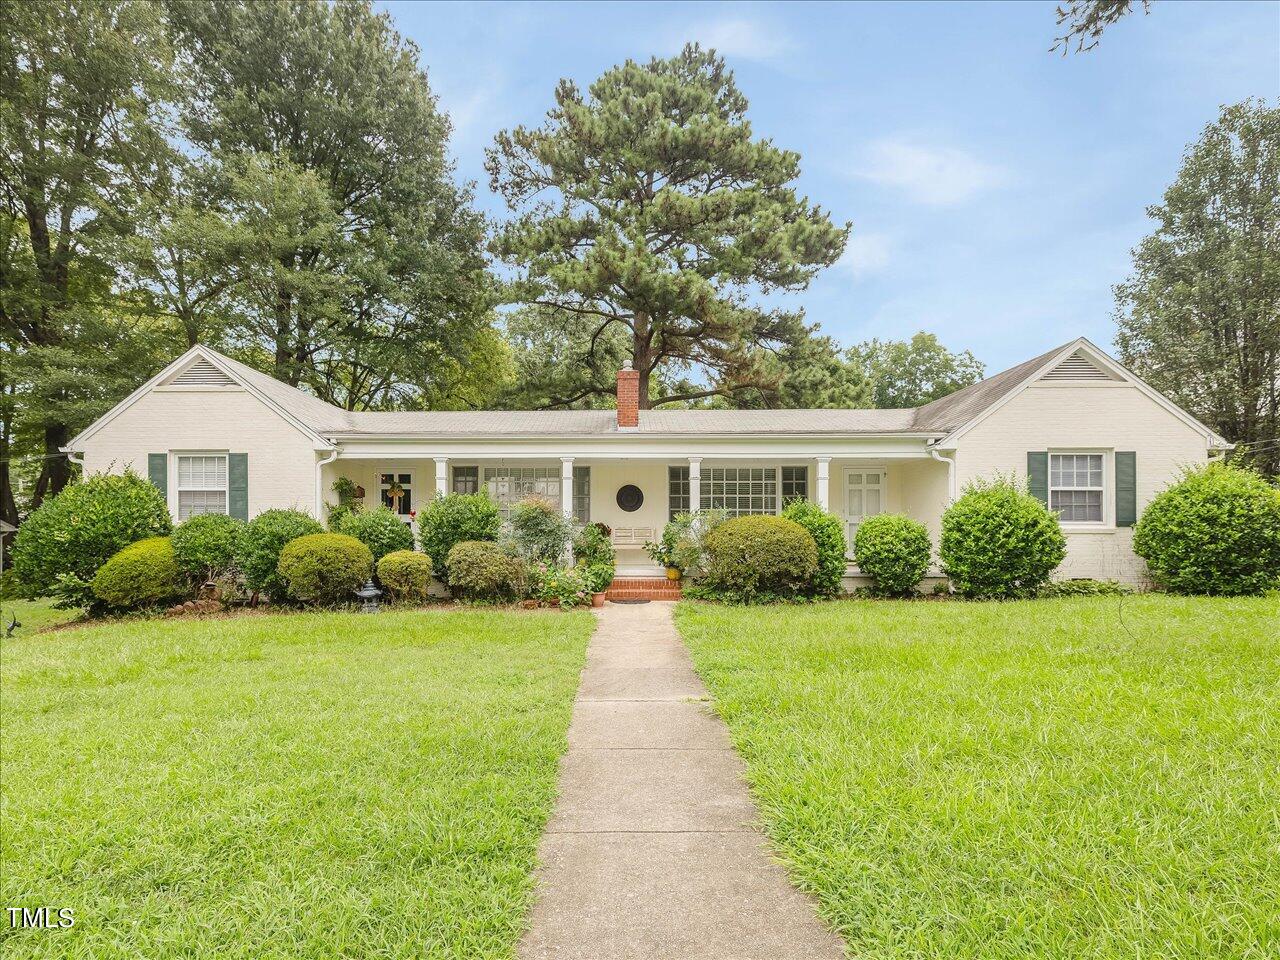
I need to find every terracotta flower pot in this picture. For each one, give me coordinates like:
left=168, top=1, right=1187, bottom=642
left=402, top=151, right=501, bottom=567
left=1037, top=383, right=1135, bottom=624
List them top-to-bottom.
left=591, top=592, right=606, bottom=607
left=521, top=599, right=538, bottom=610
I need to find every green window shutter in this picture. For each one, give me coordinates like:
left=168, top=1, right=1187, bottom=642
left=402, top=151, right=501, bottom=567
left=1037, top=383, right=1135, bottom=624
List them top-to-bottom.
left=1027, top=451, right=1049, bottom=505
left=1115, top=451, right=1137, bottom=527
left=147, top=453, right=167, bottom=493
left=228, top=453, right=248, bottom=521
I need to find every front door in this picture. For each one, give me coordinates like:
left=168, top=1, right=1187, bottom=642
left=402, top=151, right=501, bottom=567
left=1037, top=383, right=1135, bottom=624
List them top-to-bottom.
left=844, top=469, right=885, bottom=548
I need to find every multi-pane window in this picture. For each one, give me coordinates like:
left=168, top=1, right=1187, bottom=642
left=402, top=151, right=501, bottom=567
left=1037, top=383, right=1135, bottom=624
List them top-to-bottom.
left=1050, top=453, right=1104, bottom=523
left=176, top=455, right=228, bottom=520
left=451, top=465, right=478, bottom=494
left=481, top=465, right=590, bottom=522
left=669, top=465, right=809, bottom=519
left=572, top=466, right=591, bottom=523
left=668, top=466, right=691, bottom=520
left=781, top=466, right=808, bottom=505
left=703, top=467, right=777, bottom=517
left=380, top=472, right=413, bottom=515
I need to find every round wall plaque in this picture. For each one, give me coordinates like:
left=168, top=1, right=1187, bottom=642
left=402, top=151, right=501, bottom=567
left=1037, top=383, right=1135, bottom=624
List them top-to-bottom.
left=615, top=484, right=644, bottom=512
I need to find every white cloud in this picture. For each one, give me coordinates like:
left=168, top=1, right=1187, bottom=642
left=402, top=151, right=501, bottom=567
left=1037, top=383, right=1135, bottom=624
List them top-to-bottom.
left=672, top=17, right=795, bottom=62
left=852, top=138, right=1005, bottom=206
left=838, top=233, right=893, bottom=279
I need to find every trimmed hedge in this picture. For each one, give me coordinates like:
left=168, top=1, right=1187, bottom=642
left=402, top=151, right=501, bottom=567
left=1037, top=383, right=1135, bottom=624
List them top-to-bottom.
left=1133, top=462, right=1280, bottom=596
left=12, top=469, right=171, bottom=607
left=940, top=476, right=1066, bottom=599
left=418, top=493, right=502, bottom=585
left=782, top=500, right=848, bottom=597
left=338, top=507, right=414, bottom=563
left=237, top=509, right=325, bottom=599
left=171, top=513, right=243, bottom=585
left=854, top=514, right=931, bottom=596
left=701, top=515, right=819, bottom=603
left=276, top=533, right=373, bottom=606
left=91, top=537, right=181, bottom=610
left=446, top=540, right=526, bottom=602
left=377, top=550, right=434, bottom=602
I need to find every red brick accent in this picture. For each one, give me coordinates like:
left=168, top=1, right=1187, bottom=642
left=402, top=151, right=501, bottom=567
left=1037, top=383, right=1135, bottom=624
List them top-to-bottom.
left=616, top=363, right=640, bottom=428
left=604, top=577, right=682, bottom=601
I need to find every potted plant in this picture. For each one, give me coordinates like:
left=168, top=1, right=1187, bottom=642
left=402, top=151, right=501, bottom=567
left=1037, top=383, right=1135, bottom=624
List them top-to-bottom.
left=645, top=515, right=695, bottom=580
left=582, top=560, right=614, bottom=606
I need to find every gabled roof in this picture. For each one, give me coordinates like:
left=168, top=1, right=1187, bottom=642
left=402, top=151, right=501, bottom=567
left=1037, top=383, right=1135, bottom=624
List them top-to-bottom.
left=920, top=337, right=1231, bottom=448
left=68, top=339, right=1231, bottom=449
left=66, top=345, right=336, bottom=451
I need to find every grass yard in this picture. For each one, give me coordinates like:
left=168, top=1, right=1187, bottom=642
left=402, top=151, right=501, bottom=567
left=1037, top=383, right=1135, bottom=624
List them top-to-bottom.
left=676, top=595, right=1280, bottom=960
left=1, top=597, right=83, bottom=638
left=1, top=608, right=593, bottom=959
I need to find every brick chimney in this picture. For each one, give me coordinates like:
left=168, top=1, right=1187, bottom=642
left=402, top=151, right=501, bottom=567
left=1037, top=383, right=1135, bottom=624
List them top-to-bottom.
left=616, top=360, right=639, bottom=429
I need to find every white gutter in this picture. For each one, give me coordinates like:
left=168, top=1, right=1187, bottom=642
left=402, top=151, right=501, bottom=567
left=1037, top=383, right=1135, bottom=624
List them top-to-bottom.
left=928, top=444, right=956, bottom=502
left=315, top=448, right=339, bottom=522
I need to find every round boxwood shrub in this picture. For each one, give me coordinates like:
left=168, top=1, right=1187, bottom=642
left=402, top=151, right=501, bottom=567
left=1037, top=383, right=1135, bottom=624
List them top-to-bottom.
left=1133, top=462, right=1280, bottom=596
left=12, top=468, right=171, bottom=606
left=940, top=476, right=1066, bottom=599
left=418, top=493, right=502, bottom=585
left=782, top=499, right=848, bottom=597
left=338, top=506, right=414, bottom=564
left=237, top=509, right=325, bottom=600
left=171, top=513, right=244, bottom=585
left=853, top=514, right=931, bottom=597
left=701, top=515, right=819, bottom=603
left=276, top=533, right=373, bottom=606
left=91, top=536, right=181, bottom=610
left=445, top=540, right=526, bottom=602
left=377, top=550, right=434, bottom=603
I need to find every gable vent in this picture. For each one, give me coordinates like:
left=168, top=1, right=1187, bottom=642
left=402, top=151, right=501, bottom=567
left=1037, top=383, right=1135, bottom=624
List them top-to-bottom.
left=1041, top=351, right=1116, bottom=382
left=171, top=359, right=235, bottom=387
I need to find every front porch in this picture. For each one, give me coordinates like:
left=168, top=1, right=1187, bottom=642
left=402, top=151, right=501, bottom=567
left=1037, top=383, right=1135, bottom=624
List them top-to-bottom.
left=321, top=450, right=952, bottom=580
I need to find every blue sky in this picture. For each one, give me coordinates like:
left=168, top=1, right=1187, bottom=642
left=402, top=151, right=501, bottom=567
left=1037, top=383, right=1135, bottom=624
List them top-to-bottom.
left=380, top=0, right=1278, bottom=374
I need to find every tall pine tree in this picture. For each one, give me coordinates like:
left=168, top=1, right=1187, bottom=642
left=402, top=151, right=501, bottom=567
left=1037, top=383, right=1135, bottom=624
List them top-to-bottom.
left=487, top=45, right=848, bottom=409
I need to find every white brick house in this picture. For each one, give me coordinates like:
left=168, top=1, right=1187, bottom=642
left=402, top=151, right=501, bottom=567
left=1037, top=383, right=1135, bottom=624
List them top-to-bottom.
left=66, top=338, right=1231, bottom=587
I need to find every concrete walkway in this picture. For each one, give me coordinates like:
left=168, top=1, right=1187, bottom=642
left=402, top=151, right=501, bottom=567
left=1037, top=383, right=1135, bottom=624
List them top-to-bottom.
left=519, top=602, right=844, bottom=960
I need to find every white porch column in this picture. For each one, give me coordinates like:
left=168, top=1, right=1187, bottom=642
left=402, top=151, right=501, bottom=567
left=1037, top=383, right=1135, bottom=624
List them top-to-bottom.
left=433, top=457, right=448, bottom=497
left=560, top=457, right=575, bottom=520
left=688, top=457, right=702, bottom=513
left=816, top=457, right=831, bottom=510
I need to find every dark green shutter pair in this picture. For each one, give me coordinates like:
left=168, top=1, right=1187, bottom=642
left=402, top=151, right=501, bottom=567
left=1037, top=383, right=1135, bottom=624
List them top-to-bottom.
left=1027, top=451, right=1135, bottom=526
left=148, top=452, right=248, bottom=521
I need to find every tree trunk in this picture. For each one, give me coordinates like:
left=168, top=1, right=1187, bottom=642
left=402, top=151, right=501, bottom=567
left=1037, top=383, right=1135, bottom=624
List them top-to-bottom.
left=633, top=312, right=652, bottom=409
left=31, top=422, right=72, bottom=511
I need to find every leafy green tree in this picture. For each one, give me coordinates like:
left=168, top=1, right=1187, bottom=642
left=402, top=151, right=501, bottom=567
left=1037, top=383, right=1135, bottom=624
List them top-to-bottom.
left=0, top=0, right=175, bottom=508
left=168, top=0, right=498, bottom=411
left=1052, top=1, right=1151, bottom=55
left=487, top=45, right=848, bottom=409
left=1115, top=101, right=1280, bottom=476
left=849, top=332, right=985, bottom=408
left=732, top=333, right=873, bottom=409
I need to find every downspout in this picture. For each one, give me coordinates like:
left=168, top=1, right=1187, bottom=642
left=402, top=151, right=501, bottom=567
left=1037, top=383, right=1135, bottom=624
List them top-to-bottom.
left=928, top=444, right=956, bottom=502
left=315, top=447, right=338, bottom=521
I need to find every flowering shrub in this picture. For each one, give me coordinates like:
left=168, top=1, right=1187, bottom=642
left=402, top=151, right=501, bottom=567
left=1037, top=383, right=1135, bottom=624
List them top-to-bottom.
left=529, top=562, right=591, bottom=609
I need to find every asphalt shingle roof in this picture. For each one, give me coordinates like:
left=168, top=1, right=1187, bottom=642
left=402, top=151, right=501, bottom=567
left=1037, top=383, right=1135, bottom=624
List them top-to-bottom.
left=201, top=342, right=1077, bottom=440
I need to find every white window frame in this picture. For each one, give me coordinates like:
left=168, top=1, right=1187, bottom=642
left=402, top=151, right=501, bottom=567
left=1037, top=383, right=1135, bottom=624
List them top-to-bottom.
left=1049, top=450, right=1109, bottom=528
left=174, top=451, right=229, bottom=521
left=669, top=463, right=812, bottom=520
left=481, top=464, right=563, bottom=519
left=377, top=467, right=416, bottom=520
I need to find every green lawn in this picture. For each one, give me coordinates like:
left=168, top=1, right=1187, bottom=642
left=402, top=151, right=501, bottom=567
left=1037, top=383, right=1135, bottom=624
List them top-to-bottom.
left=676, top=595, right=1280, bottom=960
left=1, top=597, right=83, bottom=637
left=1, top=608, right=593, bottom=959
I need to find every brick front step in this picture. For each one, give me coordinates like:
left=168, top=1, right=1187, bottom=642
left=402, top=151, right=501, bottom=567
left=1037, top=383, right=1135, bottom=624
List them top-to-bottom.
left=605, top=577, right=683, bottom=601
